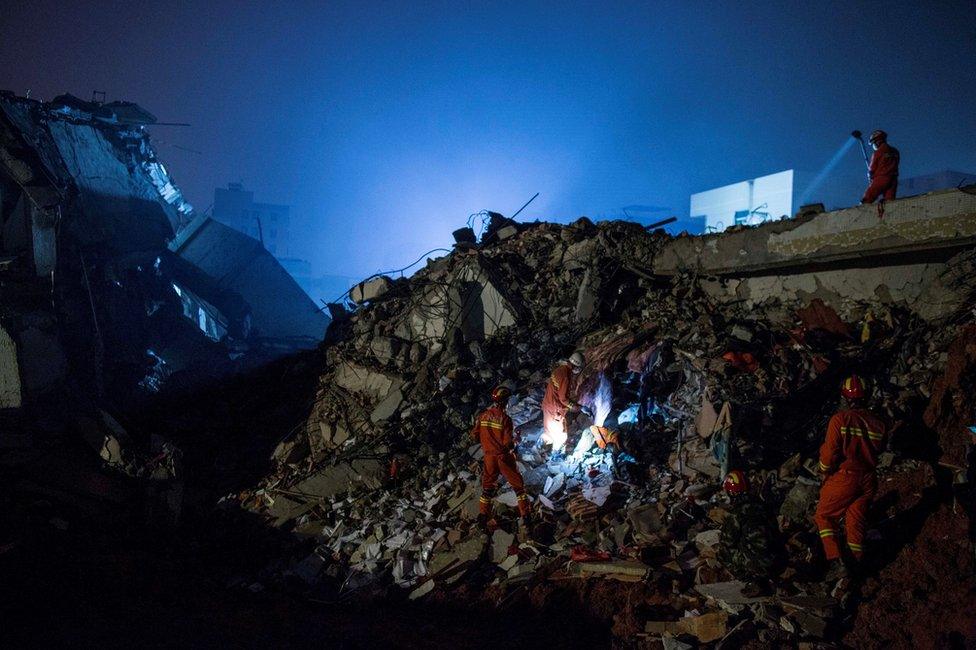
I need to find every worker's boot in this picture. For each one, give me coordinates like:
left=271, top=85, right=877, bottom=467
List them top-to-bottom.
left=476, top=513, right=490, bottom=535
left=518, top=513, right=533, bottom=543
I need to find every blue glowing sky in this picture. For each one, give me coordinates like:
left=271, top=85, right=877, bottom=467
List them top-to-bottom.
left=2, top=1, right=974, bottom=278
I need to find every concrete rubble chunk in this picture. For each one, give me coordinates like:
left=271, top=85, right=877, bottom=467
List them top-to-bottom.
left=496, top=224, right=518, bottom=240
left=574, top=267, right=602, bottom=322
left=351, top=275, right=393, bottom=303
left=369, top=336, right=402, bottom=365
left=333, top=362, right=404, bottom=403
left=370, top=387, right=405, bottom=423
left=779, top=480, right=819, bottom=523
left=628, top=504, right=664, bottom=540
left=492, top=529, right=515, bottom=563
left=575, top=560, right=649, bottom=579
left=695, top=581, right=770, bottom=605
left=645, top=611, right=729, bottom=643
left=661, top=636, right=694, bottom=650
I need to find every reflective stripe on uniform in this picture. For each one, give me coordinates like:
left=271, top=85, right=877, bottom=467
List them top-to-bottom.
left=478, top=420, right=504, bottom=430
left=840, top=426, right=883, bottom=441
left=818, top=461, right=830, bottom=472
left=516, top=493, right=528, bottom=501
left=819, top=529, right=835, bottom=537
left=848, top=542, right=863, bottom=551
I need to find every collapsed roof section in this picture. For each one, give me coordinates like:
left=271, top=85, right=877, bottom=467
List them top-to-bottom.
left=0, top=90, right=327, bottom=418
left=169, top=215, right=329, bottom=346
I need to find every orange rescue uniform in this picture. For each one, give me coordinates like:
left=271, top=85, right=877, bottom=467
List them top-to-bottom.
left=862, top=142, right=900, bottom=203
left=542, top=363, right=576, bottom=444
left=470, top=404, right=530, bottom=517
left=814, top=408, right=888, bottom=560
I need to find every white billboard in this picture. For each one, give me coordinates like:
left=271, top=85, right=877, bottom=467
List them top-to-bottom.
left=691, top=169, right=795, bottom=233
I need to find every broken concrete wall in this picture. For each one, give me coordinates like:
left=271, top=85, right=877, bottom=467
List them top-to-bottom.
left=46, top=120, right=179, bottom=251
left=655, top=187, right=976, bottom=277
left=656, top=188, right=976, bottom=321
left=700, top=257, right=968, bottom=321
left=392, top=258, right=518, bottom=349
left=456, top=262, right=517, bottom=340
left=333, top=362, right=404, bottom=403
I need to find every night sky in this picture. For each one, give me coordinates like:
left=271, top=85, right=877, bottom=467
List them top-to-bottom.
left=1, top=1, right=974, bottom=279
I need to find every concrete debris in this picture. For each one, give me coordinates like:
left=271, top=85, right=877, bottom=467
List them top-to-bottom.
left=218, top=197, right=976, bottom=646
left=351, top=275, right=394, bottom=304
left=573, top=560, right=649, bottom=580
left=695, top=580, right=769, bottom=605
left=644, top=611, right=729, bottom=643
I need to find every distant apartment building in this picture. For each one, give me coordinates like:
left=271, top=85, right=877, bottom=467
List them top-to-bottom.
left=213, top=182, right=290, bottom=256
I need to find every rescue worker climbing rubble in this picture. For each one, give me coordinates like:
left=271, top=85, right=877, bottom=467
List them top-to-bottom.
left=861, top=130, right=900, bottom=204
left=542, top=351, right=586, bottom=452
left=814, top=374, right=889, bottom=583
left=471, top=385, right=532, bottom=534
left=717, top=469, right=779, bottom=596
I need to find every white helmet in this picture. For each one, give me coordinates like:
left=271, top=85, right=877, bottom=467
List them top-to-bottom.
left=569, top=351, right=585, bottom=368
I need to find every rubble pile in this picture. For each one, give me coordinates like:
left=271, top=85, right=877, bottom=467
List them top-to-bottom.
left=227, top=214, right=976, bottom=646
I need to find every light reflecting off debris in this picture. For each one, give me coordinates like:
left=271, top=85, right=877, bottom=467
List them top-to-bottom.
left=590, top=373, right=613, bottom=427
left=617, top=402, right=640, bottom=425
left=571, top=427, right=594, bottom=460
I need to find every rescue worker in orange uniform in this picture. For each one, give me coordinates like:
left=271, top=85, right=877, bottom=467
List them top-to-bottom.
left=861, top=130, right=900, bottom=204
left=541, top=351, right=586, bottom=450
left=814, top=374, right=888, bottom=581
left=471, top=385, right=531, bottom=533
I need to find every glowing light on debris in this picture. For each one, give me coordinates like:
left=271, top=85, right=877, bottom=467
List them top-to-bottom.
left=591, top=373, right=613, bottom=427
left=617, top=403, right=639, bottom=425
left=544, top=419, right=568, bottom=450
left=571, top=427, right=594, bottom=459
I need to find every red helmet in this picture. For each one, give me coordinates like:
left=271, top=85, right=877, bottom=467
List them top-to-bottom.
left=869, top=129, right=887, bottom=144
left=841, top=374, right=866, bottom=400
left=490, top=385, right=511, bottom=403
left=722, top=470, right=749, bottom=496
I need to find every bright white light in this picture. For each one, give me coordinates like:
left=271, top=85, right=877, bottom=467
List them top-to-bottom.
left=591, top=373, right=613, bottom=427
left=543, top=419, right=568, bottom=451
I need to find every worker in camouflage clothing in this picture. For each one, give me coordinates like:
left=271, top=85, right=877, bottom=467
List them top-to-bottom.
left=717, top=470, right=779, bottom=596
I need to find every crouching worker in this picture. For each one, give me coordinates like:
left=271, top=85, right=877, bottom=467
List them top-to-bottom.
left=541, top=351, right=586, bottom=452
left=472, top=386, right=532, bottom=535
left=718, top=470, right=780, bottom=596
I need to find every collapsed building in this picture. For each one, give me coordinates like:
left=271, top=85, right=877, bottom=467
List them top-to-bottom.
left=0, top=91, right=328, bottom=417
left=2, top=91, right=975, bottom=646
left=227, top=192, right=976, bottom=647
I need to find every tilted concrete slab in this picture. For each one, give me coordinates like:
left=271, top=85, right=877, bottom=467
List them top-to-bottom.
left=654, top=187, right=976, bottom=276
